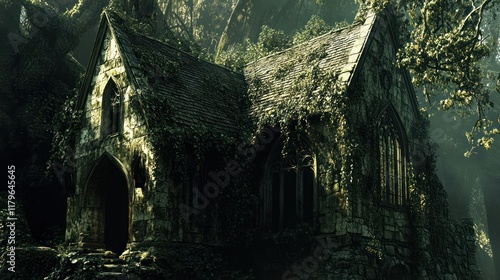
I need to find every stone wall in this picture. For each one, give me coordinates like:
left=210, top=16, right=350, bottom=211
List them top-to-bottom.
left=64, top=12, right=482, bottom=280
left=336, top=13, right=481, bottom=279
left=66, top=26, right=236, bottom=249
left=66, top=27, right=157, bottom=247
left=422, top=218, right=480, bottom=279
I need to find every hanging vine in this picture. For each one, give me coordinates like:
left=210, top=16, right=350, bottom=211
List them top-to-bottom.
left=245, top=34, right=362, bottom=205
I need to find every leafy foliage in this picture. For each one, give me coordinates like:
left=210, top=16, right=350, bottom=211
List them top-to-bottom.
left=113, top=0, right=238, bottom=59
left=191, top=0, right=238, bottom=54
left=357, top=0, right=500, bottom=151
left=399, top=0, right=497, bottom=125
left=217, top=15, right=338, bottom=71
left=292, top=15, right=334, bottom=44
left=216, top=25, right=293, bottom=71
left=244, top=33, right=360, bottom=207
left=214, top=43, right=249, bottom=72
left=127, top=45, right=245, bottom=165
left=50, top=89, right=80, bottom=169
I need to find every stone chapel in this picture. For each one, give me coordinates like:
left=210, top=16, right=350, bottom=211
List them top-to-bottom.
left=64, top=9, right=481, bottom=279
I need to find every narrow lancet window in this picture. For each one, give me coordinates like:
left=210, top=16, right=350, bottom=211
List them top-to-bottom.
left=101, top=79, right=121, bottom=137
left=379, top=106, right=407, bottom=207
left=266, top=135, right=315, bottom=231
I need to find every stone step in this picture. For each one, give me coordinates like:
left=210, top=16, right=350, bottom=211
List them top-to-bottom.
left=86, top=251, right=119, bottom=258
left=86, top=252, right=106, bottom=257
left=104, top=258, right=127, bottom=265
left=102, top=263, right=125, bottom=273
left=139, top=266, right=157, bottom=273
left=99, top=271, right=141, bottom=280
left=98, top=272, right=129, bottom=279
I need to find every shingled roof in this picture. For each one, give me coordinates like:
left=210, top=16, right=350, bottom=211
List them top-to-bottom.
left=77, top=10, right=379, bottom=140
left=79, top=10, right=247, bottom=138
left=244, top=13, right=376, bottom=117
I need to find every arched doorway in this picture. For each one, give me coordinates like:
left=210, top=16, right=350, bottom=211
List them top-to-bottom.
left=84, top=154, right=129, bottom=255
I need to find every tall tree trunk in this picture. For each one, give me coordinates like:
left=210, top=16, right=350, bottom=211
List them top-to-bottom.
left=0, top=0, right=109, bottom=238
left=6, top=0, right=110, bottom=94
left=124, top=0, right=157, bottom=32
left=216, top=0, right=301, bottom=58
left=483, top=176, right=500, bottom=280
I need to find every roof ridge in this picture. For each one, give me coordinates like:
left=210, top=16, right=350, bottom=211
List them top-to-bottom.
left=77, top=9, right=248, bottom=139
left=104, top=9, right=242, bottom=77
left=104, top=9, right=248, bottom=136
left=103, top=10, right=152, bottom=92
left=244, top=13, right=378, bottom=119
left=244, top=21, right=364, bottom=68
left=129, top=32, right=243, bottom=76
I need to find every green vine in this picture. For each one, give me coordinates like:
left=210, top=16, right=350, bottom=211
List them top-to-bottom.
left=246, top=37, right=362, bottom=206
left=130, top=87, right=247, bottom=181
left=49, top=89, right=81, bottom=171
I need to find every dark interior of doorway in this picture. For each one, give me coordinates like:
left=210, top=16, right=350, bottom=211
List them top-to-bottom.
left=103, top=163, right=129, bottom=255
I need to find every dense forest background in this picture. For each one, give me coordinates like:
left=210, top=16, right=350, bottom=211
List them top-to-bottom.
left=0, top=0, right=499, bottom=278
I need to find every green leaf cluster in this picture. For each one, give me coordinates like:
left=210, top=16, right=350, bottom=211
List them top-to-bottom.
left=357, top=0, right=500, bottom=152
left=216, top=15, right=336, bottom=71
left=50, top=89, right=81, bottom=169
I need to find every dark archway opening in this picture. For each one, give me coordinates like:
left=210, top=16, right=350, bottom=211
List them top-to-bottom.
left=85, top=155, right=129, bottom=255
left=104, top=165, right=129, bottom=254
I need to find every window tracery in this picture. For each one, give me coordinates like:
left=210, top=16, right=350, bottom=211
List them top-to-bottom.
left=379, top=105, right=408, bottom=207
left=265, top=135, right=316, bottom=231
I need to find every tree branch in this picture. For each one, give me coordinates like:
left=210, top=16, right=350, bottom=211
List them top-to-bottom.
left=62, top=0, right=110, bottom=37
left=170, top=10, right=194, bottom=40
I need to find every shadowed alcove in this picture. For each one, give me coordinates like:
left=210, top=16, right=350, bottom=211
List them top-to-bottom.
left=83, top=154, right=130, bottom=255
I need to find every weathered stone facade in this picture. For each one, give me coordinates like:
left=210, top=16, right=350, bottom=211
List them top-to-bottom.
left=65, top=10, right=481, bottom=279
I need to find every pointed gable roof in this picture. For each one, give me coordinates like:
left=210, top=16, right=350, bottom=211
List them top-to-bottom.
left=76, top=10, right=420, bottom=144
left=77, top=10, right=247, bottom=138
left=244, top=12, right=420, bottom=120
left=244, top=13, right=376, bottom=117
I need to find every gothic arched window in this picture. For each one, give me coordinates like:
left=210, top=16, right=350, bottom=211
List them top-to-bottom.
left=101, top=79, right=121, bottom=137
left=379, top=105, right=408, bottom=207
left=264, top=135, right=316, bottom=231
